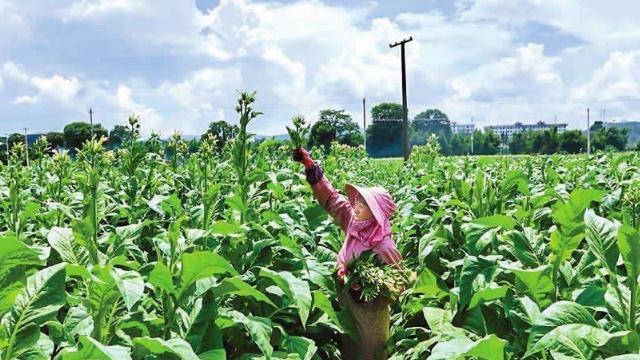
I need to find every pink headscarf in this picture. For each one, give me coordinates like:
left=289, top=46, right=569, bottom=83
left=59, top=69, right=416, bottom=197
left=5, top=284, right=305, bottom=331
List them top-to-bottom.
left=336, top=184, right=401, bottom=278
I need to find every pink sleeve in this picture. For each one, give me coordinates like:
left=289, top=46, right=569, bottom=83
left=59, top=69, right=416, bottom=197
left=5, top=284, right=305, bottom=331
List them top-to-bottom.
left=311, top=176, right=354, bottom=232
left=373, top=239, right=402, bottom=265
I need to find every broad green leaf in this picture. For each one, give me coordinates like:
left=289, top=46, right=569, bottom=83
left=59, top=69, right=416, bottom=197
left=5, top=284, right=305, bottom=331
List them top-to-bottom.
left=502, top=170, right=530, bottom=195
left=552, top=188, right=606, bottom=226
left=584, top=209, right=620, bottom=272
left=473, top=215, right=517, bottom=230
left=209, top=221, right=241, bottom=235
left=618, top=224, right=640, bottom=289
left=549, top=225, right=585, bottom=264
left=47, top=227, right=90, bottom=265
left=500, top=228, right=541, bottom=267
left=0, top=234, right=42, bottom=317
left=179, top=251, right=239, bottom=294
left=459, top=255, right=498, bottom=309
left=149, top=261, right=175, bottom=294
left=3, top=263, right=66, bottom=359
left=508, top=265, right=555, bottom=309
left=86, top=266, right=120, bottom=341
left=411, top=267, right=449, bottom=299
left=112, top=268, right=144, bottom=311
left=259, top=268, right=312, bottom=326
left=212, top=277, right=276, bottom=307
left=469, top=284, right=508, bottom=309
left=186, top=291, right=223, bottom=354
left=526, top=301, right=598, bottom=354
left=63, top=305, right=94, bottom=341
left=229, top=310, right=273, bottom=358
left=526, top=324, right=629, bottom=359
left=279, top=333, right=317, bottom=360
left=428, top=334, right=507, bottom=360
left=61, top=335, right=132, bottom=360
left=133, top=337, right=199, bottom=360
left=198, top=349, right=227, bottom=360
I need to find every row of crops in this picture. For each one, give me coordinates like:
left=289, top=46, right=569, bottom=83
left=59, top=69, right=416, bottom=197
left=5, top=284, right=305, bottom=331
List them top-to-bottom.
left=3, top=94, right=640, bottom=359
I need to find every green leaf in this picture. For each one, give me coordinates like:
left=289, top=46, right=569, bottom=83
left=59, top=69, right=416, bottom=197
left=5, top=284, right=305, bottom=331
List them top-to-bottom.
left=552, top=188, right=607, bottom=226
left=584, top=209, right=620, bottom=272
left=473, top=215, right=517, bottom=230
left=209, top=221, right=241, bottom=235
left=618, top=224, right=640, bottom=288
left=549, top=225, right=585, bottom=264
left=47, top=227, right=90, bottom=265
left=0, top=235, right=41, bottom=318
left=178, top=251, right=239, bottom=295
left=459, top=256, right=498, bottom=309
left=148, top=262, right=175, bottom=294
left=4, top=263, right=66, bottom=359
left=508, top=265, right=555, bottom=309
left=411, top=267, right=449, bottom=299
left=112, top=268, right=144, bottom=311
left=259, top=268, right=312, bottom=326
left=212, top=277, right=276, bottom=307
left=469, top=284, right=508, bottom=309
left=186, top=291, right=223, bottom=354
left=526, top=301, right=598, bottom=355
left=63, top=305, right=94, bottom=341
left=229, top=310, right=273, bottom=358
left=526, top=324, right=629, bottom=359
left=279, top=333, right=317, bottom=360
left=428, top=334, right=507, bottom=360
left=61, top=335, right=132, bottom=360
left=133, top=337, right=199, bottom=360
left=198, top=349, right=227, bottom=360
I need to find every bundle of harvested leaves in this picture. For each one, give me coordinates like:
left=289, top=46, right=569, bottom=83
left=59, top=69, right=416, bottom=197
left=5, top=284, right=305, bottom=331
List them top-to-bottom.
left=343, top=251, right=415, bottom=303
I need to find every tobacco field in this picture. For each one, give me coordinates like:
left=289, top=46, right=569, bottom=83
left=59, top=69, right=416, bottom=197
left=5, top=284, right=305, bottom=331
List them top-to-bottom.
left=3, top=96, right=640, bottom=359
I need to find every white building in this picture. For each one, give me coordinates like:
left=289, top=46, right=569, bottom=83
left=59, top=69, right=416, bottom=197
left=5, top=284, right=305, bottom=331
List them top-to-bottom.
left=486, top=121, right=567, bottom=142
left=451, top=122, right=475, bottom=135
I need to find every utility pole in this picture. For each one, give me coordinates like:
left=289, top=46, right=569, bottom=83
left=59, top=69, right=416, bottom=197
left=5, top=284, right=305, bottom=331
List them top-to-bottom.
left=390, top=36, right=413, bottom=161
left=362, top=97, right=367, bottom=151
left=89, top=108, right=94, bottom=138
left=587, top=108, right=591, bottom=155
left=470, top=116, right=474, bottom=155
left=24, top=128, right=29, bottom=167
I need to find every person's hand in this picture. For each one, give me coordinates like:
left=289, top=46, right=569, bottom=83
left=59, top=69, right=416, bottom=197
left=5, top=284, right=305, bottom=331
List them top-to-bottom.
left=292, top=147, right=314, bottom=168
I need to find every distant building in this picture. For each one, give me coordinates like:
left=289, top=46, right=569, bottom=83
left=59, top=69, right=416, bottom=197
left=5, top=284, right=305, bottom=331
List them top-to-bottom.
left=486, top=121, right=567, bottom=143
left=451, top=122, right=475, bottom=135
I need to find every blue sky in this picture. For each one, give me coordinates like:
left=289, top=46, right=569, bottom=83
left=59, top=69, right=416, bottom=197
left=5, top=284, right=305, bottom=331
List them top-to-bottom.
left=1, top=0, right=640, bottom=136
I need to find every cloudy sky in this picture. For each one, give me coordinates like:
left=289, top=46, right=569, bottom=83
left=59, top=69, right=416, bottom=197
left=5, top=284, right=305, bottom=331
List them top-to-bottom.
left=1, top=0, right=640, bottom=136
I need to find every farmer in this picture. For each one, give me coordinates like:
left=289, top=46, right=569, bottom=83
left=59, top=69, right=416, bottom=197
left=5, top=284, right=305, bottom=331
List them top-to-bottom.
left=293, top=147, right=401, bottom=360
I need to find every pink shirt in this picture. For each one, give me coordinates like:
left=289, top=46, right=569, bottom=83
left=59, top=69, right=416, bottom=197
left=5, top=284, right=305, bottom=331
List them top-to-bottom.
left=310, top=174, right=402, bottom=277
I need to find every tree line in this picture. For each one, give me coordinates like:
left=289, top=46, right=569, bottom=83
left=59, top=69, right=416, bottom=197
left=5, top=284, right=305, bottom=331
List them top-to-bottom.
left=4, top=107, right=635, bottom=161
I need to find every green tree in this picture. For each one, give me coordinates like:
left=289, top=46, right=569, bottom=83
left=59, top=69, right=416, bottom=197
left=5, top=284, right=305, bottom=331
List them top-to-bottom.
left=367, top=103, right=403, bottom=157
left=309, top=109, right=362, bottom=150
left=411, top=109, right=451, bottom=146
left=202, top=120, right=239, bottom=153
left=63, top=122, right=108, bottom=150
left=107, top=125, right=130, bottom=149
left=531, top=127, right=560, bottom=154
left=592, top=127, right=628, bottom=151
left=473, top=130, right=500, bottom=155
left=558, top=130, right=587, bottom=154
left=509, top=131, right=532, bottom=154
left=46, top=132, right=65, bottom=149
left=8, top=133, right=24, bottom=149
left=447, top=133, right=471, bottom=155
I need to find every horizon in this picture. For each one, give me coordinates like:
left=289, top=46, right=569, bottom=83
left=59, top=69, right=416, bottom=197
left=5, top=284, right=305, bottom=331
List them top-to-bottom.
left=2, top=1, right=640, bottom=136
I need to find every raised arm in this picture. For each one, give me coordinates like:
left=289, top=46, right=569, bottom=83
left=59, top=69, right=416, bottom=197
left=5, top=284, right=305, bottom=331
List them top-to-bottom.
left=293, top=148, right=354, bottom=231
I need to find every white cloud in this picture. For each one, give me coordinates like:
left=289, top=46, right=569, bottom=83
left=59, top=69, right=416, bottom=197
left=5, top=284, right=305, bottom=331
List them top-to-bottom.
left=61, top=0, right=142, bottom=21
left=449, top=43, right=563, bottom=101
left=571, top=50, right=640, bottom=102
left=3, top=62, right=29, bottom=82
left=31, top=74, right=80, bottom=101
left=13, top=95, right=38, bottom=105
